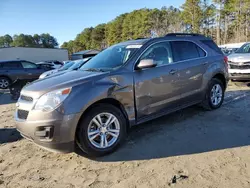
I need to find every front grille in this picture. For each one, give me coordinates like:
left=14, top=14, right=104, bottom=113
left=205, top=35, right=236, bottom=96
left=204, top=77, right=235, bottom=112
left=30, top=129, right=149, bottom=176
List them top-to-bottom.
left=231, top=73, right=250, bottom=77
left=20, top=95, right=33, bottom=102
left=17, top=109, right=29, bottom=120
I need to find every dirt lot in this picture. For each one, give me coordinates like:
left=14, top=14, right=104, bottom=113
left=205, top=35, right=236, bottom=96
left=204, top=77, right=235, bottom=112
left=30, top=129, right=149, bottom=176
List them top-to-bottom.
left=1, top=81, right=250, bottom=188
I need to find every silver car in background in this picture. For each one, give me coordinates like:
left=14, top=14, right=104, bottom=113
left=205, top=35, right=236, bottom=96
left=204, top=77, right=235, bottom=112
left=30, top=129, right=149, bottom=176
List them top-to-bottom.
left=228, top=43, right=250, bottom=80
left=39, top=58, right=91, bottom=79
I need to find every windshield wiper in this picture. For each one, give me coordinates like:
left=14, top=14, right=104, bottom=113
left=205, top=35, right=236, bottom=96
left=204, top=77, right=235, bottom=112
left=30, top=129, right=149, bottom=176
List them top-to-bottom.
left=83, top=68, right=105, bottom=72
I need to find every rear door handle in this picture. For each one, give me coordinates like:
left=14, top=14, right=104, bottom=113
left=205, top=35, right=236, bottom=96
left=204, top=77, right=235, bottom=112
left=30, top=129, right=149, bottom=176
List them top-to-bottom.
left=203, top=62, right=208, bottom=65
left=169, top=69, right=177, bottom=75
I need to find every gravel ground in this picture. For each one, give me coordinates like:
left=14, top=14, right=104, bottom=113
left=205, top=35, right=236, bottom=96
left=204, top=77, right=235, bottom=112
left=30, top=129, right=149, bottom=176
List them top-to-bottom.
left=0, top=81, right=250, bottom=188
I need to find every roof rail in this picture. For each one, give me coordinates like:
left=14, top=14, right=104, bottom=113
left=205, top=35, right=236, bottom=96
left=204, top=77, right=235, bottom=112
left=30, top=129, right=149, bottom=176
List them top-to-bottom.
left=165, top=33, right=204, bottom=37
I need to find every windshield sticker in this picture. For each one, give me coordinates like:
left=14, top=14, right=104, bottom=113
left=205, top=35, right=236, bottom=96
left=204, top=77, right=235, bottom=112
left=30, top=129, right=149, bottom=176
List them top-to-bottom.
left=126, top=45, right=142, bottom=49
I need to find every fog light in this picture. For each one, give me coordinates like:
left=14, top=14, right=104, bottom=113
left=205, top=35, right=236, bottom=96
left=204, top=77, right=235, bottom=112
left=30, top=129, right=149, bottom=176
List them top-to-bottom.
left=35, top=126, right=54, bottom=141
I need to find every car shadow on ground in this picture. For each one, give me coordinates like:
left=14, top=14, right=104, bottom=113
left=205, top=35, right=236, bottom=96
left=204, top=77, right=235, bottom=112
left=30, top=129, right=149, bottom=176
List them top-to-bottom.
left=77, top=89, right=250, bottom=162
left=0, top=90, right=16, bottom=105
left=0, top=128, right=22, bottom=144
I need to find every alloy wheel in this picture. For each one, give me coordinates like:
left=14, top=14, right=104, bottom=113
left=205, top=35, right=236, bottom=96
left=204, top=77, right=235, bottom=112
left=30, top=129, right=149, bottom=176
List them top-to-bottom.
left=0, top=78, right=10, bottom=89
left=210, top=84, right=223, bottom=106
left=87, top=113, right=120, bottom=149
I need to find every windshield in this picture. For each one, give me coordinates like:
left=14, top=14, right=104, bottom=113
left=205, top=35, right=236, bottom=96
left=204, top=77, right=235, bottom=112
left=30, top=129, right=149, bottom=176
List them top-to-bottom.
left=235, top=43, right=250, bottom=53
left=79, top=44, right=141, bottom=71
left=68, top=58, right=89, bottom=70
left=58, top=62, right=74, bottom=71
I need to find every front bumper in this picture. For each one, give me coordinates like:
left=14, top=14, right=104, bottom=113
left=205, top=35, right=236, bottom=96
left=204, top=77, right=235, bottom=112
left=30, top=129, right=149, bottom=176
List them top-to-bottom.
left=229, top=69, right=250, bottom=80
left=15, top=108, right=81, bottom=153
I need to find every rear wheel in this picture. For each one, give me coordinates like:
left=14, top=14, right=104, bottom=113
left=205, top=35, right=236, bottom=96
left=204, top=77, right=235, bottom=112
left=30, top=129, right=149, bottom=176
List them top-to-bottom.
left=0, top=77, right=11, bottom=89
left=201, top=78, right=225, bottom=110
left=76, top=104, right=127, bottom=157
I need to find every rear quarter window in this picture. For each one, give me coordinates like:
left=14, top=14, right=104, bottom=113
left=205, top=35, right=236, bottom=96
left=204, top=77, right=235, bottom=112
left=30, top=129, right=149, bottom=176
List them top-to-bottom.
left=200, top=40, right=223, bottom=54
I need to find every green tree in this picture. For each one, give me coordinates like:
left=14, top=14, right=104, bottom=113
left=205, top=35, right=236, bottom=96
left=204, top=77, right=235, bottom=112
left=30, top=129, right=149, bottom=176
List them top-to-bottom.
left=181, top=0, right=203, bottom=33
left=201, top=0, right=216, bottom=36
left=106, top=14, right=127, bottom=46
left=91, top=24, right=106, bottom=49
left=74, top=28, right=93, bottom=51
left=39, top=33, right=59, bottom=48
left=0, top=35, right=13, bottom=47
left=61, top=40, right=75, bottom=56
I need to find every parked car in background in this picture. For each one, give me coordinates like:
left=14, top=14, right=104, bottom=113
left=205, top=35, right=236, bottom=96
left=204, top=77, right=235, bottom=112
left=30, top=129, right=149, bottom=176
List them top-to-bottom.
left=15, top=33, right=228, bottom=156
left=228, top=43, right=250, bottom=80
left=220, top=47, right=239, bottom=55
left=39, top=58, right=92, bottom=79
left=0, top=60, right=47, bottom=89
left=36, top=60, right=63, bottom=69
left=39, top=61, right=75, bottom=79
left=35, top=62, right=55, bottom=71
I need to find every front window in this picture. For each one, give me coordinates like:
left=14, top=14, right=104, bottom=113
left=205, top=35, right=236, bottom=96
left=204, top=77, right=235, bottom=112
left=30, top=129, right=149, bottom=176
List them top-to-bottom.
left=235, top=43, right=250, bottom=53
left=80, top=44, right=141, bottom=71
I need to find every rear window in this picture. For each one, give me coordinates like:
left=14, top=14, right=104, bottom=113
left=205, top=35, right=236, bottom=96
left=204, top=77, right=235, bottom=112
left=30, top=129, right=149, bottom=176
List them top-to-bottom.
left=200, top=40, right=223, bottom=54
left=170, top=41, right=205, bottom=62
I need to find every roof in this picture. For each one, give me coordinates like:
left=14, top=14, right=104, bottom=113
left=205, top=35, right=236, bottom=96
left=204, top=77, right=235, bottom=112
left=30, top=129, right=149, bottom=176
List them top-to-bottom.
left=115, top=34, right=211, bottom=46
left=72, top=49, right=100, bottom=56
left=0, top=60, right=28, bottom=63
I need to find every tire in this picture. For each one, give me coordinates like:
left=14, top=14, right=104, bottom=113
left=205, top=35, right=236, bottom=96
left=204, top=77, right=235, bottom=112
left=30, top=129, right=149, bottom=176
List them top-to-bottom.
left=0, top=77, right=11, bottom=89
left=201, top=78, right=225, bottom=110
left=76, top=104, right=127, bottom=157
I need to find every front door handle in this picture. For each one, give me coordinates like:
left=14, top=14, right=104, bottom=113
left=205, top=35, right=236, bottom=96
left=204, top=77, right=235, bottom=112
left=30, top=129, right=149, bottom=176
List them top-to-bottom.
left=169, top=69, right=177, bottom=75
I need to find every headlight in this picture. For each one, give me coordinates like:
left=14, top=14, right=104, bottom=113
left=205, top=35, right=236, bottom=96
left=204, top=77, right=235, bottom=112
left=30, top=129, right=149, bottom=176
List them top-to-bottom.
left=39, top=73, right=47, bottom=79
left=34, top=88, right=71, bottom=112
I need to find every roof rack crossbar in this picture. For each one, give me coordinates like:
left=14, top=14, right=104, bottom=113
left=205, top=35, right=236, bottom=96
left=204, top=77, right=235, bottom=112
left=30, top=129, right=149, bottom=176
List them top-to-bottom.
left=165, top=33, right=203, bottom=37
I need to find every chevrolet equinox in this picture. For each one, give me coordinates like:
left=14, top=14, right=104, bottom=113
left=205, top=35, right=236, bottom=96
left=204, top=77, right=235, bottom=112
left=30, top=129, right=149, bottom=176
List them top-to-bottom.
left=15, top=33, right=229, bottom=156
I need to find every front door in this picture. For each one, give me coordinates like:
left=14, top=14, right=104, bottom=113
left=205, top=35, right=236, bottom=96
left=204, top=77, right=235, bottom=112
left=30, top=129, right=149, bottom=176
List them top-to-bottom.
left=133, top=41, right=182, bottom=120
left=20, top=61, right=44, bottom=80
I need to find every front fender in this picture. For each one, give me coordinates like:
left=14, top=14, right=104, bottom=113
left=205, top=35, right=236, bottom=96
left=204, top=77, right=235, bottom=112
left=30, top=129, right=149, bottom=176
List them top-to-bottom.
left=61, top=74, right=135, bottom=122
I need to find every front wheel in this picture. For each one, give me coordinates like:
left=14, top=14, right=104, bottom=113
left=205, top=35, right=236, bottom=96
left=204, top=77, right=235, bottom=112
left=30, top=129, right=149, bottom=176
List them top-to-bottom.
left=201, top=78, right=225, bottom=110
left=76, top=104, right=127, bottom=157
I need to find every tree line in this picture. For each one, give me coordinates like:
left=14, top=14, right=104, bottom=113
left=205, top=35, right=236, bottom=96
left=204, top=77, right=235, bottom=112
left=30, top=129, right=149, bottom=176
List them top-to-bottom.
left=62, top=0, right=250, bottom=55
left=0, top=33, right=58, bottom=48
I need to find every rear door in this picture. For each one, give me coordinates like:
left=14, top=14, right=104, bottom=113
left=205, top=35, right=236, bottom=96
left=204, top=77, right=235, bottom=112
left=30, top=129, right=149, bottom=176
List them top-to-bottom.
left=170, top=40, right=207, bottom=104
left=1, top=61, right=24, bottom=81
left=20, top=61, right=44, bottom=80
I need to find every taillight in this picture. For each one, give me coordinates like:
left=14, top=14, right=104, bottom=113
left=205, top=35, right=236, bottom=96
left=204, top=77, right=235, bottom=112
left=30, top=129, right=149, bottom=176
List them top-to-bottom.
left=224, top=56, right=228, bottom=68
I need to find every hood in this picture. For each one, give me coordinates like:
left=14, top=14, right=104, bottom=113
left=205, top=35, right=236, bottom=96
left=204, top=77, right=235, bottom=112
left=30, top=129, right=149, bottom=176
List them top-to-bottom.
left=228, top=53, right=250, bottom=63
left=39, top=69, right=59, bottom=79
left=22, top=70, right=107, bottom=99
left=44, top=70, right=70, bottom=79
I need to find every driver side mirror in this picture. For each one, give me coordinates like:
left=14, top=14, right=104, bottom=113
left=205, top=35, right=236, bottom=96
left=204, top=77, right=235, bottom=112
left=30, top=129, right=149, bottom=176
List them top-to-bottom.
left=137, top=59, right=157, bottom=69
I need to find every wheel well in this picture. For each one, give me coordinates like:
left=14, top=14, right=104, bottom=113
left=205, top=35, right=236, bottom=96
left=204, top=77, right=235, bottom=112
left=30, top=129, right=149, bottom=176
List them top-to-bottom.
left=212, top=73, right=226, bottom=89
left=0, top=75, right=11, bottom=81
left=75, top=98, right=130, bottom=136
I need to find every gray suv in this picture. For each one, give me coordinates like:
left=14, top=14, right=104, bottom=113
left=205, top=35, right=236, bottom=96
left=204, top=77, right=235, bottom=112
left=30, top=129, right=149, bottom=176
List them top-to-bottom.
left=15, top=33, right=229, bottom=156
